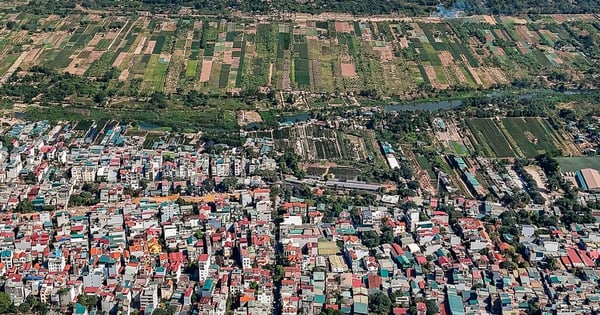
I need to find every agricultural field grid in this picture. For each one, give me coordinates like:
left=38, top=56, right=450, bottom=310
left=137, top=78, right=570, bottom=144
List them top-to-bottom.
left=0, top=12, right=597, bottom=97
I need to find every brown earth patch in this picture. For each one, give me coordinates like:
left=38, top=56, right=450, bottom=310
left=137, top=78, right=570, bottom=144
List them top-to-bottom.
left=482, top=15, right=496, bottom=25
left=161, top=20, right=178, bottom=32
left=335, top=22, right=352, bottom=33
left=53, top=32, right=68, bottom=49
left=134, top=37, right=147, bottom=55
left=399, top=37, right=409, bottom=49
left=144, top=41, right=156, bottom=54
left=374, top=45, right=394, bottom=62
left=223, top=51, right=233, bottom=64
left=439, top=51, right=454, bottom=66
left=112, top=52, right=128, bottom=67
left=200, top=60, right=213, bottom=82
left=340, top=63, right=357, bottom=78
left=118, top=68, right=130, bottom=81
left=237, top=110, right=263, bottom=126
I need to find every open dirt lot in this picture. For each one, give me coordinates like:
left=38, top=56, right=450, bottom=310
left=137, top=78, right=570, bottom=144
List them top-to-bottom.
left=482, top=15, right=496, bottom=25
left=161, top=20, right=178, bottom=32
left=335, top=22, right=352, bottom=33
left=134, top=37, right=147, bottom=54
left=144, top=40, right=156, bottom=54
left=374, top=45, right=395, bottom=62
left=66, top=50, right=104, bottom=76
left=439, top=51, right=454, bottom=66
left=112, top=52, right=128, bottom=67
left=200, top=60, right=213, bottom=82
left=340, top=63, right=357, bottom=77
left=118, top=69, right=130, bottom=81
left=237, top=110, right=263, bottom=126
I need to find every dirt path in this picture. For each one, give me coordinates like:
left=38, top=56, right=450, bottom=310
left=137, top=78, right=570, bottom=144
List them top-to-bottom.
left=107, top=20, right=128, bottom=52
left=1, top=50, right=27, bottom=83
left=282, top=60, right=291, bottom=90
left=268, top=63, right=273, bottom=86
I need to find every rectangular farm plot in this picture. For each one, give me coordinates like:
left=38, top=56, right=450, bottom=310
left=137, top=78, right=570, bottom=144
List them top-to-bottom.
left=142, top=54, right=169, bottom=92
left=294, top=58, right=310, bottom=88
left=186, top=60, right=198, bottom=78
left=199, top=60, right=213, bottom=82
left=340, top=63, right=357, bottom=78
left=466, top=118, right=517, bottom=158
left=501, top=118, right=560, bottom=157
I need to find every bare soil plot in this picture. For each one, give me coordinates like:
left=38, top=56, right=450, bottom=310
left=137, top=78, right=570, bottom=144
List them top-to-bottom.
left=87, top=14, right=103, bottom=22
left=482, top=15, right=496, bottom=25
left=161, top=20, right=178, bottom=32
left=335, top=22, right=352, bottom=33
left=516, top=25, right=539, bottom=42
left=493, top=29, right=508, bottom=41
left=53, top=32, right=68, bottom=49
left=87, top=33, right=104, bottom=47
left=134, top=37, right=147, bottom=54
left=399, top=37, right=409, bottom=49
left=144, top=41, right=156, bottom=54
left=516, top=41, right=529, bottom=54
left=374, top=45, right=394, bottom=62
left=22, top=48, right=41, bottom=65
left=66, top=50, right=104, bottom=76
left=223, top=50, right=233, bottom=64
left=0, top=51, right=27, bottom=83
left=439, top=51, right=454, bottom=66
left=112, top=52, right=128, bottom=67
left=164, top=52, right=184, bottom=94
left=159, top=53, right=171, bottom=63
left=281, top=59, right=291, bottom=90
left=200, top=60, right=213, bottom=82
left=268, top=63, right=273, bottom=86
left=340, top=63, right=357, bottom=78
left=423, top=65, right=445, bottom=89
left=451, top=65, right=468, bottom=85
left=485, top=67, right=509, bottom=85
left=118, top=68, right=130, bottom=81
left=471, top=68, right=492, bottom=87
left=237, top=110, right=263, bottom=126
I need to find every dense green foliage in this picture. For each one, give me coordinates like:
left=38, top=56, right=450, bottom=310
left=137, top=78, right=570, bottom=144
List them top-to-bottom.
left=26, top=0, right=600, bottom=16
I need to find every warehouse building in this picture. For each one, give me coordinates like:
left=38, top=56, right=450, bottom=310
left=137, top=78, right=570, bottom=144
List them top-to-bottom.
left=576, top=168, right=600, bottom=192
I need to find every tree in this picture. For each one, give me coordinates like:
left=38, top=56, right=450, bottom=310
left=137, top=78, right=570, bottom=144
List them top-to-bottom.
left=93, top=90, right=107, bottom=103
left=150, top=92, right=168, bottom=109
left=25, top=171, right=36, bottom=184
left=218, top=177, right=239, bottom=192
left=16, top=199, right=34, bottom=213
left=361, top=231, right=380, bottom=248
left=547, top=257, right=558, bottom=271
left=249, top=281, right=259, bottom=290
left=0, top=292, right=14, bottom=314
left=368, top=292, right=392, bottom=315
left=79, top=294, right=98, bottom=311
left=425, top=300, right=440, bottom=315
left=153, top=308, right=169, bottom=315
left=320, top=308, right=344, bottom=315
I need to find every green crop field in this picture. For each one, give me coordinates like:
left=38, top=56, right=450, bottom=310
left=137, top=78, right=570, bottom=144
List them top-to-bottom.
left=0, top=12, right=597, bottom=103
left=94, top=38, right=112, bottom=51
left=142, top=55, right=169, bottom=93
left=186, top=60, right=198, bottom=78
left=466, top=118, right=516, bottom=158
left=501, top=118, right=559, bottom=157
left=450, top=141, right=470, bottom=156
left=556, top=157, right=600, bottom=172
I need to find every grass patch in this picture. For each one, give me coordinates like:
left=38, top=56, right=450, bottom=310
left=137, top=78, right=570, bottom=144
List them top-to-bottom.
left=94, top=38, right=112, bottom=51
left=186, top=60, right=198, bottom=78
left=466, top=118, right=516, bottom=158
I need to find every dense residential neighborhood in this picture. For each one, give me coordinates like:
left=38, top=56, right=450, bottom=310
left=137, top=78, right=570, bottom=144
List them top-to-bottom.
left=1, top=0, right=600, bottom=314
left=0, top=113, right=596, bottom=315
